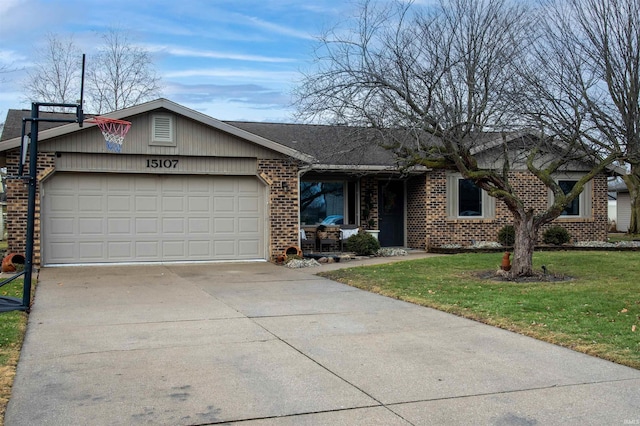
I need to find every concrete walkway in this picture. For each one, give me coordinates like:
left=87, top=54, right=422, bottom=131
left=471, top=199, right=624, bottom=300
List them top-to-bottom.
left=5, top=256, right=640, bottom=425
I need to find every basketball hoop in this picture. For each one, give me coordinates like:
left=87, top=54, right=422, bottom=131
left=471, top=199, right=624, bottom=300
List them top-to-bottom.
left=85, top=116, right=131, bottom=153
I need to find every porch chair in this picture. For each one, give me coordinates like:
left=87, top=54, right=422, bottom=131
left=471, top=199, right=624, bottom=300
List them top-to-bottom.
left=339, top=225, right=360, bottom=251
left=299, top=229, right=315, bottom=253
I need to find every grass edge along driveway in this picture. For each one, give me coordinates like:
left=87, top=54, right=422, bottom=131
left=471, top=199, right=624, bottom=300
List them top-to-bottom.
left=321, top=251, right=640, bottom=369
left=0, top=279, right=28, bottom=426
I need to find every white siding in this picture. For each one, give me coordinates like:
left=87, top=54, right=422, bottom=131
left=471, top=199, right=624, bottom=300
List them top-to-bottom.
left=616, top=193, right=631, bottom=232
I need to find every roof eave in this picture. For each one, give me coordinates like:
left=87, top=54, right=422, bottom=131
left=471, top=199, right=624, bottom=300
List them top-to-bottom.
left=305, top=164, right=429, bottom=174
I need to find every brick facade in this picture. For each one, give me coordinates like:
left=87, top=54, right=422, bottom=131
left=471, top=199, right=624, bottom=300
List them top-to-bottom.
left=2, top=147, right=609, bottom=264
left=5, top=149, right=56, bottom=265
left=257, top=159, right=301, bottom=260
left=417, top=169, right=608, bottom=249
left=406, top=175, right=428, bottom=249
left=360, top=176, right=379, bottom=229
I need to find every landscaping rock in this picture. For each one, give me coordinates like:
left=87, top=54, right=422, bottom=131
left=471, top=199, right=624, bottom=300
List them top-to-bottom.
left=377, top=248, right=408, bottom=257
left=285, top=258, right=321, bottom=268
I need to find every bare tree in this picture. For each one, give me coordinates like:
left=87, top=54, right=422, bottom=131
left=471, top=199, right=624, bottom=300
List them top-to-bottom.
left=296, top=0, right=616, bottom=277
left=534, top=0, right=640, bottom=234
left=86, top=28, right=162, bottom=114
left=22, top=33, right=82, bottom=111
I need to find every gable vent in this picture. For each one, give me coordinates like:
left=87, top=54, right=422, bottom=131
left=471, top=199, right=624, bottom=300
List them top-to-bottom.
left=151, top=114, right=175, bottom=146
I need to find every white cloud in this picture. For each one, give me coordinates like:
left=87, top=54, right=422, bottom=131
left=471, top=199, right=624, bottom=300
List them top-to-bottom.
left=240, top=15, right=315, bottom=40
left=146, top=45, right=295, bottom=63
left=163, top=68, right=299, bottom=82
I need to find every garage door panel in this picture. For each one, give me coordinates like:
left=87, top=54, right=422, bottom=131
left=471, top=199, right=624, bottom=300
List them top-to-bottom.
left=43, top=174, right=265, bottom=264
left=107, top=176, right=133, bottom=191
left=239, top=178, right=260, bottom=192
left=78, top=179, right=103, bottom=191
left=135, top=179, right=159, bottom=192
left=213, top=180, right=235, bottom=192
left=49, top=195, right=76, bottom=212
left=78, top=195, right=103, bottom=211
left=107, top=195, right=131, bottom=212
left=135, top=196, right=158, bottom=212
left=162, top=196, right=184, bottom=212
left=188, top=196, right=209, bottom=212
left=239, top=196, right=259, bottom=212
left=214, top=197, right=235, bottom=212
left=238, top=217, right=259, bottom=233
left=49, top=218, right=74, bottom=234
left=78, top=218, right=103, bottom=234
left=107, top=218, right=132, bottom=234
left=136, top=218, right=159, bottom=234
left=162, top=218, right=185, bottom=234
left=188, top=218, right=210, bottom=234
left=214, top=218, right=235, bottom=233
left=239, top=239, right=260, bottom=256
left=214, top=240, right=236, bottom=256
left=107, top=241, right=133, bottom=259
left=135, top=241, right=160, bottom=259
left=163, top=241, right=186, bottom=257
left=188, top=241, right=211, bottom=257
left=48, top=242, right=76, bottom=263
left=78, top=242, right=104, bottom=260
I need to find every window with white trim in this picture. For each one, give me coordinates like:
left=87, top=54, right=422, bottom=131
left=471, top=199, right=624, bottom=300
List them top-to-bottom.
left=150, top=114, right=176, bottom=146
left=447, top=173, right=495, bottom=219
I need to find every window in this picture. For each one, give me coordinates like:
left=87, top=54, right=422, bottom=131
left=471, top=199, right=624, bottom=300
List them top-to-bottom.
left=150, top=114, right=176, bottom=146
left=447, top=174, right=495, bottom=219
left=552, top=176, right=592, bottom=218
left=458, top=179, right=482, bottom=217
left=300, top=180, right=357, bottom=225
left=559, top=180, right=579, bottom=216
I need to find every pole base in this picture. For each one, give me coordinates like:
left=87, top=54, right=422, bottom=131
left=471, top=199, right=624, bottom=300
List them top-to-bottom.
left=0, top=297, right=28, bottom=313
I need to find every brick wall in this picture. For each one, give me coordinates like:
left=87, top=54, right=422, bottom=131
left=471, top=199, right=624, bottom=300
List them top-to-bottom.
left=5, top=149, right=56, bottom=265
left=257, top=159, right=300, bottom=260
left=420, top=170, right=609, bottom=248
left=407, top=175, right=428, bottom=249
left=360, top=176, right=378, bottom=229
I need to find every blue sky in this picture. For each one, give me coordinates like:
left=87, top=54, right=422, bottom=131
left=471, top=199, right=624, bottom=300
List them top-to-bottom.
left=0, top=0, right=353, bottom=123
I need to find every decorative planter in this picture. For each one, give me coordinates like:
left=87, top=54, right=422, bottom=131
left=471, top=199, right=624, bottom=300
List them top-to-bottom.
left=365, top=229, right=380, bottom=240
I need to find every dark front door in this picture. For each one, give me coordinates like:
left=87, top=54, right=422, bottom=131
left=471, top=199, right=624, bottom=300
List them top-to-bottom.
left=378, top=180, right=404, bottom=247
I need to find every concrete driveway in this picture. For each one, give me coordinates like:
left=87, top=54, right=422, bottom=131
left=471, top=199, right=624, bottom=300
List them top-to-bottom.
left=5, top=259, right=640, bottom=425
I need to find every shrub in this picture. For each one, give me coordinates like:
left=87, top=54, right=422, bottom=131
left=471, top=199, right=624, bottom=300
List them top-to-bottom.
left=497, top=225, right=515, bottom=246
left=543, top=225, right=571, bottom=245
left=345, top=232, right=381, bottom=255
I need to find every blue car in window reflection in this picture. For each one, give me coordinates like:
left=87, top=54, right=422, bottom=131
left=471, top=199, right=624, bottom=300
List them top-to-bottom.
left=320, top=215, right=344, bottom=225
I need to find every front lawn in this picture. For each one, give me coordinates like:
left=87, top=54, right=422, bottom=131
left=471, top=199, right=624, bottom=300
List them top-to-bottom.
left=321, top=251, right=640, bottom=369
left=0, top=279, right=28, bottom=425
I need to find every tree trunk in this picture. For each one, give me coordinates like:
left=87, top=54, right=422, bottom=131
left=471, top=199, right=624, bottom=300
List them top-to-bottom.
left=622, top=172, right=640, bottom=235
left=510, top=212, right=538, bottom=277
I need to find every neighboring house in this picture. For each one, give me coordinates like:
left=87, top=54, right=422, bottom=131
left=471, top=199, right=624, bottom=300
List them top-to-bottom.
left=0, top=98, right=610, bottom=266
left=609, top=179, right=630, bottom=232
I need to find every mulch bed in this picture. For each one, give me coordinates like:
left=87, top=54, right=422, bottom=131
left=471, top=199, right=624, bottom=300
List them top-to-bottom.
left=474, top=270, right=574, bottom=283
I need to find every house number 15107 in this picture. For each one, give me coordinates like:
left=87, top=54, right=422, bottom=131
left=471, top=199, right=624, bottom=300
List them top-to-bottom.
left=146, top=159, right=179, bottom=169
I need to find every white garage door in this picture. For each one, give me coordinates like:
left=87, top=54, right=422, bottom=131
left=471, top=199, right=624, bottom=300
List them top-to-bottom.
left=42, top=173, right=266, bottom=265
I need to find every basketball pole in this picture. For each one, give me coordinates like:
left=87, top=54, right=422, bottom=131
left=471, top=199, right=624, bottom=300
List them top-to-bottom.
left=0, top=55, right=87, bottom=313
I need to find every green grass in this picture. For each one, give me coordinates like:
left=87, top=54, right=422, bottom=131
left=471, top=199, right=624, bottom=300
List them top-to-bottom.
left=608, top=233, right=640, bottom=243
left=321, top=251, right=640, bottom=369
left=0, top=279, right=29, bottom=425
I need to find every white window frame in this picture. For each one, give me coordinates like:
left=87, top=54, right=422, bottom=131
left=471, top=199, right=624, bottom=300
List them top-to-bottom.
left=150, top=114, right=176, bottom=146
left=446, top=173, right=495, bottom=219
left=549, top=174, right=592, bottom=219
